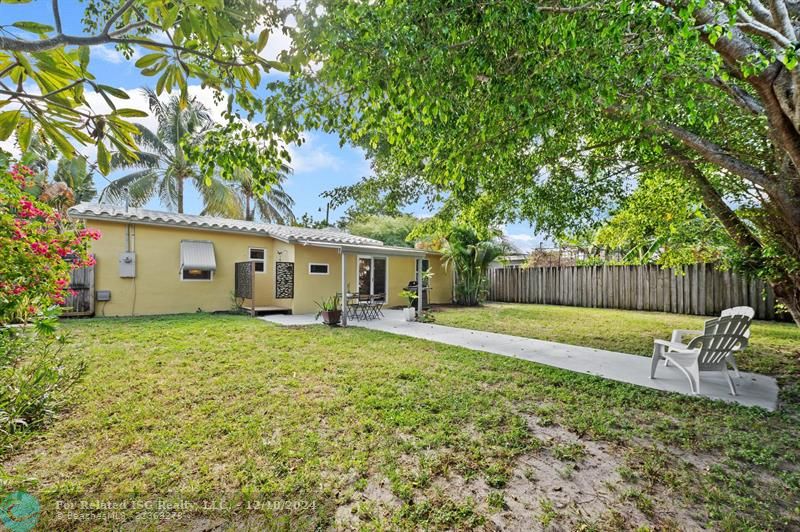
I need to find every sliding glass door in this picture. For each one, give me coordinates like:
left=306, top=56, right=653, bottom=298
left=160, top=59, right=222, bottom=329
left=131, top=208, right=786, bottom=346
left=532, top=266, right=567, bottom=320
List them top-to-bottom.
left=358, top=257, right=387, bottom=296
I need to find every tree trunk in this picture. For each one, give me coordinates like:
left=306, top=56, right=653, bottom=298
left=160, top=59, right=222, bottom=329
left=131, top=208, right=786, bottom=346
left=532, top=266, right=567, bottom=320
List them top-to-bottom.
left=669, top=149, right=800, bottom=325
left=177, top=177, right=184, bottom=214
left=773, top=278, right=800, bottom=325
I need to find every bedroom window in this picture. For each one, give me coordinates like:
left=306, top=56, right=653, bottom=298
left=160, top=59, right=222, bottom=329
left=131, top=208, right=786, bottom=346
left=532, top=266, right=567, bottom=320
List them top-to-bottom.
left=180, top=240, right=216, bottom=282
left=249, top=247, right=266, bottom=273
left=309, top=263, right=329, bottom=275
left=181, top=268, right=213, bottom=280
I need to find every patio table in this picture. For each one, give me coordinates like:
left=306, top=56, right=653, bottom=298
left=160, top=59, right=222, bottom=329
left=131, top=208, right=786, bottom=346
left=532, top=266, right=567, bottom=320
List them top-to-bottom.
left=337, top=293, right=384, bottom=320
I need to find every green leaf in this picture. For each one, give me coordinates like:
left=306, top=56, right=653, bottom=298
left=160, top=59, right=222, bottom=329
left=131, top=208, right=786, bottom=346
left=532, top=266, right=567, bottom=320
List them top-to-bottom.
left=12, top=21, right=54, bottom=34
left=256, top=28, right=270, bottom=52
left=78, top=46, right=90, bottom=70
left=135, top=53, right=166, bottom=69
left=263, top=60, right=289, bottom=72
left=97, top=85, right=130, bottom=100
left=113, top=108, right=149, bottom=118
left=0, top=110, right=21, bottom=141
left=15, top=116, right=33, bottom=150
left=41, top=121, right=74, bottom=156
left=97, top=141, right=110, bottom=175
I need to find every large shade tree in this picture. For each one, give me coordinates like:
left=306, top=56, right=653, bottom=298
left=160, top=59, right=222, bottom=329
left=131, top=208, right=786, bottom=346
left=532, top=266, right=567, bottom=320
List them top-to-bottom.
left=0, top=0, right=298, bottom=190
left=272, top=0, right=800, bottom=325
left=100, top=89, right=239, bottom=216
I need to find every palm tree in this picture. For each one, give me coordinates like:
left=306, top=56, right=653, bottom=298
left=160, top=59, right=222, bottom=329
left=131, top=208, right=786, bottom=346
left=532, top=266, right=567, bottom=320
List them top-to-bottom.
left=100, top=88, right=239, bottom=216
left=232, top=164, right=296, bottom=224
left=442, top=226, right=508, bottom=306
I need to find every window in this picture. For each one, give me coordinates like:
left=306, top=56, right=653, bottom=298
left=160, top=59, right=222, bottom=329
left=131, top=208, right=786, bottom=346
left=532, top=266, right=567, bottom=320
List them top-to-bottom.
left=180, top=240, right=215, bottom=281
left=249, top=247, right=266, bottom=273
left=309, top=263, right=329, bottom=275
left=182, top=268, right=213, bottom=281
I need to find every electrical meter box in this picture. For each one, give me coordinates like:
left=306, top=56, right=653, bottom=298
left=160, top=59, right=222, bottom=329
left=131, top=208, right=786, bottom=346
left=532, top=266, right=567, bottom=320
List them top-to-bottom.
left=119, top=252, right=136, bottom=278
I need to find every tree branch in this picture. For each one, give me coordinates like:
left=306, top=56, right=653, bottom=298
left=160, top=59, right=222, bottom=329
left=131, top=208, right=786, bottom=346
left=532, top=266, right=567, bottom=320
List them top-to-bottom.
left=52, top=0, right=62, bottom=34
left=102, top=0, right=137, bottom=36
left=748, top=0, right=776, bottom=24
left=769, top=0, right=796, bottom=40
left=736, top=21, right=792, bottom=48
left=705, top=75, right=766, bottom=115
left=657, top=120, right=776, bottom=188
left=664, top=145, right=763, bottom=253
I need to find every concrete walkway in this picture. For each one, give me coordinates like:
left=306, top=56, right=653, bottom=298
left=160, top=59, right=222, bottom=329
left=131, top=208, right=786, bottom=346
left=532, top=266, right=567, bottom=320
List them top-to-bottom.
left=260, top=310, right=779, bottom=410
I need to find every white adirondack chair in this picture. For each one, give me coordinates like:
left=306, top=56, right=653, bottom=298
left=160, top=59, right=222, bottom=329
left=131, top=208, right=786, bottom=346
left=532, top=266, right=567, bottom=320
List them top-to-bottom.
left=668, top=306, right=754, bottom=377
left=650, top=315, right=750, bottom=395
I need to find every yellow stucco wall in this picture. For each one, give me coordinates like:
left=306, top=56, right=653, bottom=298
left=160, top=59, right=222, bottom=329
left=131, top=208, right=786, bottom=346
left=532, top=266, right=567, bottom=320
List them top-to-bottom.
left=82, top=219, right=453, bottom=316
left=87, top=220, right=286, bottom=316
left=291, top=245, right=453, bottom=315
left=427, top=255, right=452, bottom=305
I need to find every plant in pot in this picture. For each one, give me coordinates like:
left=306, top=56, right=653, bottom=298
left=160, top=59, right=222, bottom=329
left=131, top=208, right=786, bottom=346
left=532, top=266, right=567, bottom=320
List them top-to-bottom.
left=399, top=289, right=418, bottom=321
left=315, top=295, right=341, bottom=325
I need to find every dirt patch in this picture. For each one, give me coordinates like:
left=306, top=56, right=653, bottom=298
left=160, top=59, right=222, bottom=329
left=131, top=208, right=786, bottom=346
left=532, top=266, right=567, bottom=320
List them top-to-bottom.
left=337, top=415, right=710, bottom=530
left=480, top=416, right=704, bottom=530
left=335, top=476, right=401, bottom=529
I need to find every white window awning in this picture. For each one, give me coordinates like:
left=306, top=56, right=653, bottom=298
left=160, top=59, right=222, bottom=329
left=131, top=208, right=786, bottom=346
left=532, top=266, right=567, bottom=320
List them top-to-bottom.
left=180, top=240, right=216, bottom=271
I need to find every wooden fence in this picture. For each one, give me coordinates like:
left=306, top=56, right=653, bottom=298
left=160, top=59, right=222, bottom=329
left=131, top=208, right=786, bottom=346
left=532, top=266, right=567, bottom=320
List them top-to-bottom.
left=61, top=262, right=95, bottom=317
left=488, top=263, right=783, bottom=320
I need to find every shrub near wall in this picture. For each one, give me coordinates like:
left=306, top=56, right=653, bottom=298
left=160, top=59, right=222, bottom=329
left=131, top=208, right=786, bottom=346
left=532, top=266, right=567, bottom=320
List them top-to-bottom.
left=0, top=162, right=97, bottom=456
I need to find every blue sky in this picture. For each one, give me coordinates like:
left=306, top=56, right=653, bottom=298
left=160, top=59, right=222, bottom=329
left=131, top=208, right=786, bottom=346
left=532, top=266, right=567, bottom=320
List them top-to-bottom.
left=0, top=0, right=546, bottom=250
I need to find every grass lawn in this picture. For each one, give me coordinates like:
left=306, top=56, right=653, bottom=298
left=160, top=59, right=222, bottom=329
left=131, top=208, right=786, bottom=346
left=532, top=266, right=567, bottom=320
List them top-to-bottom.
left=434, top=303, right=800, bottom=384
left=1, top=313, right=799, bottom=530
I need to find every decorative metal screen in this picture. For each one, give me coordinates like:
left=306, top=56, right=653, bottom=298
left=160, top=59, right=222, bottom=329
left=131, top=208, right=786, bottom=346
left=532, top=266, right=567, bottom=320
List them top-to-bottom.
left=235, top=261, right=254, bottom=299
left=275, top=261, right=294, bottom=299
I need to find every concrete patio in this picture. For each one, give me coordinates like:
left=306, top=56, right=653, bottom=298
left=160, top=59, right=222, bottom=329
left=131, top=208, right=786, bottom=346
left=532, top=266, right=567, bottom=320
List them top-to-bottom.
left=261, top=309, right=779, bottom=411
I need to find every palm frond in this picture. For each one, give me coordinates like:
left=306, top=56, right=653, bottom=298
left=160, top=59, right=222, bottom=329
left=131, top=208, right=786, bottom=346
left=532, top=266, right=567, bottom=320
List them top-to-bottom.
left=142, top=87, right=169, bottom=134
left=134, top=124, right=171, bottom=158
left=158, top=168, right=180, bottom=211
left=99, top=170, right=160, bottom=206
left=196, top=175, right=242, bottom=218
left=255, top=184, right=296, bottom=224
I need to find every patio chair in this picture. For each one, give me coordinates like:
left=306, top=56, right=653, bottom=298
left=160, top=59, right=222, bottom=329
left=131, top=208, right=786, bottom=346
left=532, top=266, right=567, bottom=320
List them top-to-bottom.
left=338, top=293, right=361, bottom=320
left=371, top=293, right=386, bottom=318
left=357, top=294, right=376, bottom=320
left=668, top=306, right=754, bottom=377
left=650, top=315, right=750, bottom=395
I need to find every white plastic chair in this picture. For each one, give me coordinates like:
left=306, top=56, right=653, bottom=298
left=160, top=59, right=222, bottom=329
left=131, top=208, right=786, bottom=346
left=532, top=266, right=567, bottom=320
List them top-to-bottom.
left=668, top=306, right=754, bottom=377
left=651, top=315, right=750, bottom=395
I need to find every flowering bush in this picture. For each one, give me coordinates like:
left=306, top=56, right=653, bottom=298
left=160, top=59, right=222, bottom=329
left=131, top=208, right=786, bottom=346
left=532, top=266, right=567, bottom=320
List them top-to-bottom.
left=1, top=159, right=96, bottom=456
left=1, top=163, right=99, bottom=324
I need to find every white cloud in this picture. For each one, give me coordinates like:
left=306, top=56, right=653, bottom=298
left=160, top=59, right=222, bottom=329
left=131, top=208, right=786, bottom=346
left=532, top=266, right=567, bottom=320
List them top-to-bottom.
left=93, top=44, right=140, bottom=64
left=286, top=133, right=341, bottom=174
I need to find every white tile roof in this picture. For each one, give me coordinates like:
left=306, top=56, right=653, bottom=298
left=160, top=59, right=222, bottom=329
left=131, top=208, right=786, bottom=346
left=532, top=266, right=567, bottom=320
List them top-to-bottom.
left=69, top=204, right=385, bottom=246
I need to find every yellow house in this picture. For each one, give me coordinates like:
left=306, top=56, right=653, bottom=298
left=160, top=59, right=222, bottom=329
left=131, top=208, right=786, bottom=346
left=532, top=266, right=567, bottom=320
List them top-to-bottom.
left=68, top=204, right=452, bottom=318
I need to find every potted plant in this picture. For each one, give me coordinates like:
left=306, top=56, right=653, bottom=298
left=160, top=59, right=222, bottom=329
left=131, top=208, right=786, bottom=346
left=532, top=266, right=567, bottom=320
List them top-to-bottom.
left=399, top=289, right=418, bottom=321
left=315, top=295, right=341, bottom=325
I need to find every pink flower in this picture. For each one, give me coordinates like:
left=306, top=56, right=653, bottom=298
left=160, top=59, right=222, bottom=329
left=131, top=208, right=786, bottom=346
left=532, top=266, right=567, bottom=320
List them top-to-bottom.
left=17, top=199, right=45, bottom=219
left=78, top=228, right=102, bottom=240
left=30, top=241, right=49, bottom=255
left=9, top=285, right=26, bottom=295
